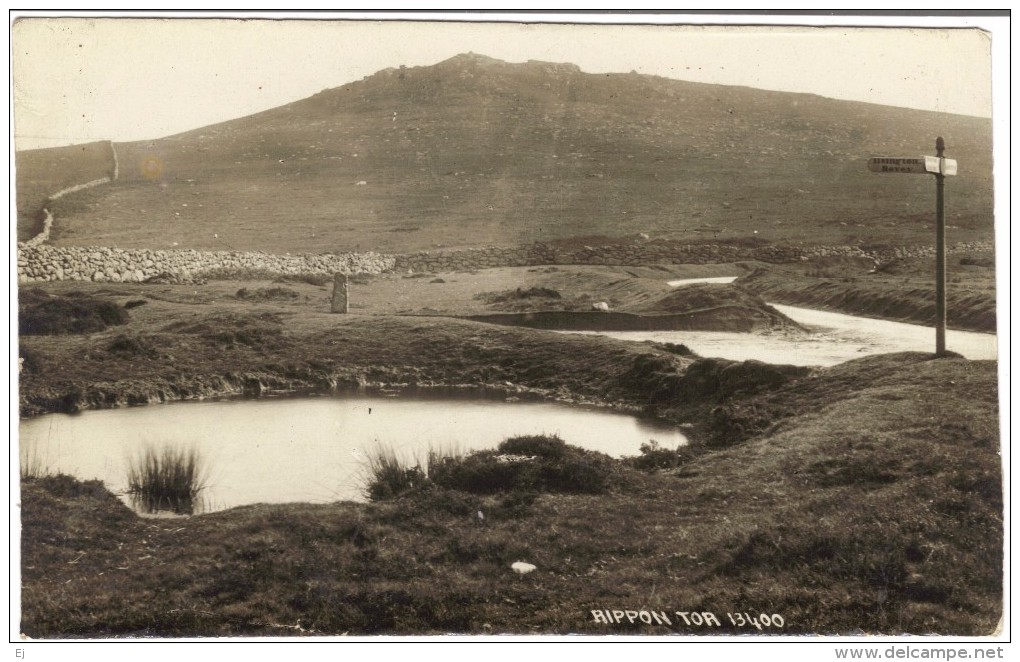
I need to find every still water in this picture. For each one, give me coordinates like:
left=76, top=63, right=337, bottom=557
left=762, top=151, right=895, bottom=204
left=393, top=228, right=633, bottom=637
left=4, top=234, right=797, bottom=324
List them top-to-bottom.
left=666, top=276, right=739, bottom=287
left=566, top=302, right=997, bottom=367
left=19, top=394, right=687, bottom=511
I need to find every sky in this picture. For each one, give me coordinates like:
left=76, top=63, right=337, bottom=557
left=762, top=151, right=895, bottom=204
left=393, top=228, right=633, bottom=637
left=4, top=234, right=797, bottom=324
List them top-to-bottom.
left=9, top=12, right=1004, bottom=150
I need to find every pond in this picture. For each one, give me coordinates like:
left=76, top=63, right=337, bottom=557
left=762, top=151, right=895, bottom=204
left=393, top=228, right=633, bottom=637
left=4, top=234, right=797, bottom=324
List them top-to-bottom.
left=19, top=393, right=688, bottom=513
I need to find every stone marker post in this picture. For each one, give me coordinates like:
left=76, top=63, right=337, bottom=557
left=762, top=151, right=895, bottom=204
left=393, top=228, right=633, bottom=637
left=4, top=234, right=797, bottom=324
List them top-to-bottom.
left=331, top=273, right=349, bottom=313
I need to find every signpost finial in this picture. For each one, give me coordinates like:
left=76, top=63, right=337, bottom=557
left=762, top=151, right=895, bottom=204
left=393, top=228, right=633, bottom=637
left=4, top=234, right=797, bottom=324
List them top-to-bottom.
left=936, top=136, right=945, bottom=156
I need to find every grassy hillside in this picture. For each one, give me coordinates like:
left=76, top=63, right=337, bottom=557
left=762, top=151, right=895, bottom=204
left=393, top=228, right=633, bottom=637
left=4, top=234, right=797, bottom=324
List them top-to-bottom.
left=26, top=53, right=993, bottom=254
left=14, top=141, right=115, bottom=242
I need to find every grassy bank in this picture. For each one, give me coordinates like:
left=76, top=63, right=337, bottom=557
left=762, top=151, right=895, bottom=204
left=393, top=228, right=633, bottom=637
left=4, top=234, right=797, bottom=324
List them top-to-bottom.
left=738, top=254, right=997, bottom=333
left=17, top=278, right=801, bottom=423
left=20, top=353, right=1001, bottom=636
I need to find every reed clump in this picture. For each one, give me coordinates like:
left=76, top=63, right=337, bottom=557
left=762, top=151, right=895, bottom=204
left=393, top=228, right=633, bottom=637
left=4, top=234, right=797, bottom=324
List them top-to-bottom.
left=19, top=438, right=52, bottom=481
left=362, top=445, right=465, bottom=501
left=126, top=446, right=207, bottom=515
left=363, top=446, right=427, bottom=501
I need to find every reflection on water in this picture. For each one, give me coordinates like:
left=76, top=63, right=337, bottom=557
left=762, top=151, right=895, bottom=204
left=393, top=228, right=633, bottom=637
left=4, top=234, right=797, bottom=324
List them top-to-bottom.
left=19, top=394, right=688, bottom=512
left=129, top=492, right=205, bottom=516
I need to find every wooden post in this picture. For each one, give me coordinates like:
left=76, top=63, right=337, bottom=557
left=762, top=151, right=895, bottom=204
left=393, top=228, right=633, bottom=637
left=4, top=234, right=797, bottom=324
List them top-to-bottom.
left=934, top=137, right=947, bottom=357
left=868, top=142, right=957, bottom=357
left=331, top=273, right=349, bottom=313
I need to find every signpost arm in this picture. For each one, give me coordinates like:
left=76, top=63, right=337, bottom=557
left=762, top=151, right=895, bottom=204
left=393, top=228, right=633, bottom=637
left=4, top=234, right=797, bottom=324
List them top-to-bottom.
left=935, top=137, right=947, bottom=357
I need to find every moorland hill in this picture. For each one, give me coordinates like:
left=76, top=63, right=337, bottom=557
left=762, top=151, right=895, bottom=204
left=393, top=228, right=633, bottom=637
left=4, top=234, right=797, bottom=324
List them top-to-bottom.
left=19, top=53, right=994, bottom=253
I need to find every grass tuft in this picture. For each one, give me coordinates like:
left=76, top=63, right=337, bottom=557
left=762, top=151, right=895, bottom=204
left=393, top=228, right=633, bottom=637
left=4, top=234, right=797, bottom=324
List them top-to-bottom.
left=19, top=437, right=52, bottom=481
left=126, top=446, right=207, bottom=515
left=362, top=446, right=427, bottom=502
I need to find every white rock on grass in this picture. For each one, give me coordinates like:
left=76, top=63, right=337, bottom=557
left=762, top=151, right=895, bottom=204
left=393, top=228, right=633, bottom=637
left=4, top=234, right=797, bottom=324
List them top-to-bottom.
left=511, top=561, right=536, bottom=576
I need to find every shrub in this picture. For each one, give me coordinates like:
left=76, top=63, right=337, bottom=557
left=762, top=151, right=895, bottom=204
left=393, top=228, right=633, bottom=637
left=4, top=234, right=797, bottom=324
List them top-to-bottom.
left=959, top=256, right=994, bottom=268
left=274, top=273, right=334, bottom=286
left=234, top=287, right=300, bottom=301
left=474, top=287, right=563, bottom=306
left=516, top=287, right=560, bottom=299
left=19, top=290, right=129, bottom=335
left=123, top=299, right=148, bottom=309
left=163, top=313, right=285, bottom=349
left=212, top=322, right=283, bottom=348
left=107, top=333, right=160, bottom=358
left=656, top=342, right=694, bottom=357
left=619, top=354, right=687, bottom=404
left=673, top=358, right=809, bottom=403
left=705, top=402, right=776, bottom=447
left=497, top=434, right=567, bottom=460
left=363, top=436, right=614, bottom=500
left=432, top=436, right=613, bottom=495
left=627, top=440, right=689, bottom=472
left=126, top=446, right=207, bottom=515
left=534, top=449, right=614, bottom=493
left=428, top=452, right=521, bottom=493
left=28, top=474, right=111, bottom=499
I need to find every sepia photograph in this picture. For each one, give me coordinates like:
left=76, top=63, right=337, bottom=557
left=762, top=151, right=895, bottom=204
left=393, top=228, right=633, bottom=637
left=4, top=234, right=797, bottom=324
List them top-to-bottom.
left=9, top=10, right=1009, bottom=654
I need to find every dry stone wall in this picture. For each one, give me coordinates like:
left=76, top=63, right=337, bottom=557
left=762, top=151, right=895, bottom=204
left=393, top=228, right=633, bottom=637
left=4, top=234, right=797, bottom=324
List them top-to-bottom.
left=16, top=140, right=401, bottom=284
left=21, top=141, right=119, bottom=248
left=22, top=176, right=113, bottom=248
left=47, top=176, right=113, bottom=202
left=20, top=210, right=55, bottom=249
left=18, top=239, right=993, bottom=284
left=17, top=245, right=395, bottom=283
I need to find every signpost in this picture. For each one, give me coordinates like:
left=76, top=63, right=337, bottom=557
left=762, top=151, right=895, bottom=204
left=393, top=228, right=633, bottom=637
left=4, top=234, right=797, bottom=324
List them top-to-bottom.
left=869, top=137, right=957, bottom=357
left=867, top=157, right=929, bottom=174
